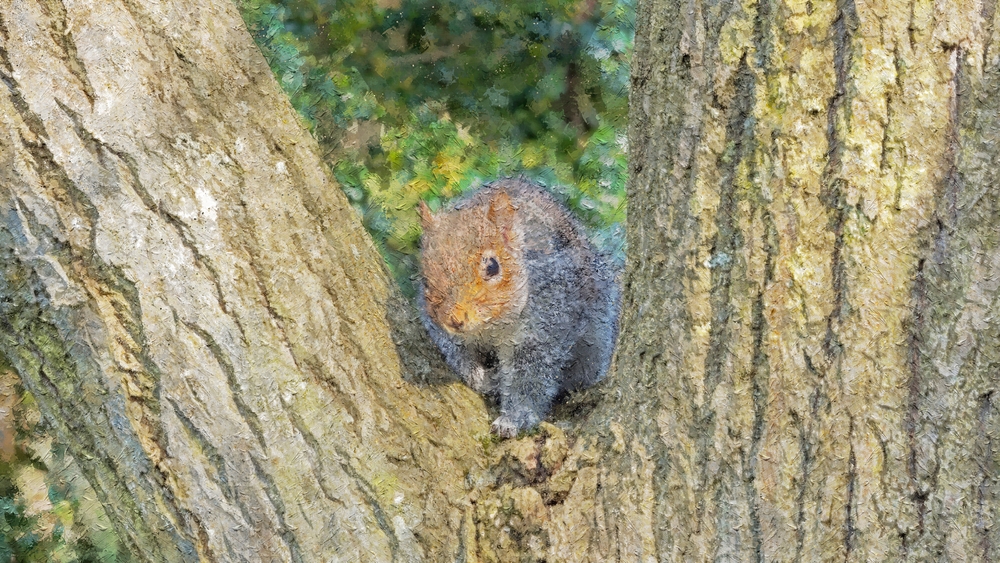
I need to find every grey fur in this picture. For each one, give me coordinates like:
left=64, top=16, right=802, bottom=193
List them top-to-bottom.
left=418, top=178, right=621, bottom=437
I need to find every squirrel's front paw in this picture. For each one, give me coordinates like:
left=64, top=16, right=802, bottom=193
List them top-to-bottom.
left=490, top=411, right=540, bottom=438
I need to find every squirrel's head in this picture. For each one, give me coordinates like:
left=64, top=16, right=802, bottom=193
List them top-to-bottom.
left=419, top=189, right=528, bottom=335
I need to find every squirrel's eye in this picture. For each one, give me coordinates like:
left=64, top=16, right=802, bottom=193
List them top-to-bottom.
left=484, top=256, right=501, bottom=279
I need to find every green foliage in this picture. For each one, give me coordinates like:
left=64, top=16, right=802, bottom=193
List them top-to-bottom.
left=239, top=0, right=633, bottom=292
left=0, top=357, right=130, bottom=563
left=0, top=473, right=56, bottom=562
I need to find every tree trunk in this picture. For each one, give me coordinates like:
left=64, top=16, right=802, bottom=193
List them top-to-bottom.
left=2, top=0, right=999, bottom=562
left=590, top=0, right=1000, bottom=559
left=0, top=1, right=489, bottom=561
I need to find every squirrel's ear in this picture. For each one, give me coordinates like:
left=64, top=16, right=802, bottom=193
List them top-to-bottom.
left=487, top=190, right=516, bottom=226
left=418, top=201, right=436, bottom=228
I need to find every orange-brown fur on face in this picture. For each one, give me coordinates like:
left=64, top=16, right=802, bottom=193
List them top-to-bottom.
left=419, top=191, right=528, bottom=335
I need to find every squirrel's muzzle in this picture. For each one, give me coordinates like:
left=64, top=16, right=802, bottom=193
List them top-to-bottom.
left=443, top=305, right=476, bottom=333
left=446, top=310, right=468, bottom=332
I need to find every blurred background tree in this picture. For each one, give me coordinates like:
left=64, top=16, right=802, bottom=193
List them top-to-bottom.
left=239, top=0, right=633, bottom=292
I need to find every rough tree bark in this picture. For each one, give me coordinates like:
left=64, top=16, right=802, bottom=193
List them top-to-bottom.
left=1, top=0, right=999, bottom=562
left=586, top=0, right=1000, bottom=560
left=0, top=1, right=490, bottom=561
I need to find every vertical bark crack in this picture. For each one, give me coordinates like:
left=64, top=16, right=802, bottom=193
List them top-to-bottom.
left=37, top=0, right=97, bottom=104
left=752, top=0, right=776, bottom=72
left=821, top=0, right=857, bottom=366
left=0, top=12, right=13, bottom=77
left=903, top=46, right=964, bottom=553
left=890, top=47, right=907, bottom=212
left=940, top=47, right=963, bottom=238
left=697, top=52, right=756, bottom=549
left=704, top=54, right=756, bottom=393
left=232, top=197, right=365, bottom=431
left=745, top=212, right=775, bottom=563
left=905, top=257, right=929, bottom=540
left=745, top=291, right=767, bottom=563
left=180, top=316, right=268, bottom=450
left=791, top=383, right=824, bottom=563
left=977, top=388, right=997, bottom=560
left=281, top=396, right=352, bottom=512
left=165, top=399, right=228, bottom=561
left=844, top=416, right=857, bottom=556
left=333, top=445, right=403, bottom=563
left=250, top=456, right=306, bottom=563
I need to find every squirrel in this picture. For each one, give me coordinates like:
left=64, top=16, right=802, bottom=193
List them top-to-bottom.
left=417, top=178, right=620, bottom=437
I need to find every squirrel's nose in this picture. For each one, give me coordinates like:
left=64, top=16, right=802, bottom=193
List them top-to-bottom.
left=447, top=309, right=468, bottom=331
